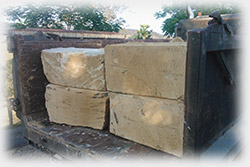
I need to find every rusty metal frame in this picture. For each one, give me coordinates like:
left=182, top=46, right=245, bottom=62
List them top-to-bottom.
left=183, top=20, right=240, bottom=157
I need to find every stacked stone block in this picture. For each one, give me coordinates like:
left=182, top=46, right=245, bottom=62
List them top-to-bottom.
left=41, top=40, right=187, bottom=157
left=104, top=42, right=187, bottom=157
left=41, top=47, right=109, bottom=130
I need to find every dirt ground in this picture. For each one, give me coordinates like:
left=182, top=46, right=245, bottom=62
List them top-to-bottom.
left=1, top=99, right=58, bottom=161
left=3, top=124, right=61, bottom=161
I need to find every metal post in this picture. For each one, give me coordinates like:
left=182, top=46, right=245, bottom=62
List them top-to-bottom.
left=7, top=99, right=13, bottom=126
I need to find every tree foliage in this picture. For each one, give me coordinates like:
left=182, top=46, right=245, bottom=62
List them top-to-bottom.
left=155, top=2, right=240, bottom=36
left=5, top=3, right=125, bottom=32
left=96, top=4, right=126, bottom=32
left=134, top=25, right=153, bottom=39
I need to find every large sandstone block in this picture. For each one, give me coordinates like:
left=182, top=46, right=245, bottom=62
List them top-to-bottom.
left=105, top=42, right=187, bottom=99
left=41, top=47, right=105, bottom=90
left=45, top=84, right=109, bottom=130
left=109, top=93, right=184, bottom=157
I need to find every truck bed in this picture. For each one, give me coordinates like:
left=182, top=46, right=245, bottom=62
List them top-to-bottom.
left=24, top=111, right=175, bottom=159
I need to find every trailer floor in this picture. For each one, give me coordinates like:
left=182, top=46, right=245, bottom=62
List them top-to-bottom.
left=4, top=115, right=241, bottom=161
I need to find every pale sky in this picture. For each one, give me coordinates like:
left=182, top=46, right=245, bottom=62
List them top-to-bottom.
left=113, top=0, right=168, bottom=34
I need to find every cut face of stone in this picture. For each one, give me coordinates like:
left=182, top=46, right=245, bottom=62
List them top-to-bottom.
left=105, top=42, right=187, bottom=99
left=41, top=47, right=105, bottom=90
left=45, top=84, right=109, bottom=130
left=109, top=93, right=185, bottom=157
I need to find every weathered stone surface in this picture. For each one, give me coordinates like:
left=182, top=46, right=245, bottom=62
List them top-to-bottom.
left=169, top=37, right=184, bottom=43
left=105, top=42, right=187, bottom=99
left=41, top=47, right=105, bottom=90
left=45, top=84, right=109, bottom=130
left=109, top=93, right=184, bottom=157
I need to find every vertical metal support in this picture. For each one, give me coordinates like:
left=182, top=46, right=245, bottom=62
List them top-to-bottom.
left=183, top=29, right=207, bottom=157
left=196, top=31, right=207, bottom=150
left=11, top=36, right=28, bottom=138
left=12, top=50, right=22, bottom=119
left=7, top=99, right=13, bottom=126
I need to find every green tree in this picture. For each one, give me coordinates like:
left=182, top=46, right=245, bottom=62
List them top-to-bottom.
left=155, top=2, right=240, bottom=36
left=5, top=3, right=125, bottom=32
left=5, top=4, right=63, bottom=29
left=96, top=4, right=126, bottom=32
left=72, top=5, right=124, bottom=32
left=134, top=25, right=153, bottom=39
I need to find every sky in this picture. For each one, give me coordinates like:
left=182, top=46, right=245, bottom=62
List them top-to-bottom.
left=113, top=0, right=168, bottom=34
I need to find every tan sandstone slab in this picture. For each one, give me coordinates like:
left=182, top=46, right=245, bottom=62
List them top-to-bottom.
left=105, top=42, right=187, bottom=99
left=41, top=47, right=105, bottom=90
left=45, top=84, right=109, bottom=130
left=109, top=93, right=184, bottom=157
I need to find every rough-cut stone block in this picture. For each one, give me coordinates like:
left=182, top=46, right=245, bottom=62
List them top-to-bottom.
left=105, top=42, right=187, bottom=99
left=41, top=47, right=105, bottom=90
left=45, top=84, right=109, bottom=130
left=109, top=93, right=184, bottom=157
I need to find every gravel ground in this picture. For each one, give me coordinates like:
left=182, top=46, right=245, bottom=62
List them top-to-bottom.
left=0, top=100, right=63, bottom=162
left=1, top=103, right=58, bottom=161
left=4, top=124, right=58, bottom=161
left=7, top=144, right=54, bottom=160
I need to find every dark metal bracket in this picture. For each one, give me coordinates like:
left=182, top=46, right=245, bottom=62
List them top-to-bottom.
left=184, top=12, right=239, bottom=157
left=208, top=12, right=236, bottom=86
left=34, top=31, right=63, bottom=41
left=215, top=51, right=235, bottom=85
left=9, top=98, right=21, bottom=112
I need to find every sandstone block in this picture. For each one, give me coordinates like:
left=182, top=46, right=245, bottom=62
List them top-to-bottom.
left=105, top=42, right=187, bottom=99
left=41, top=47, right=105, bottom=90
left=45, top=84, right=109, bottom=130
left=109, top=93, right=184, bottom=157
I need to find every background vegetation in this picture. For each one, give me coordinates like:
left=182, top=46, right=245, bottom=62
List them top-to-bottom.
left=155, top=2, right=240, bottom=36
left=5, top=4, right=125, bottom=32
left=134, top=25, right=153, bottom=39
